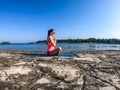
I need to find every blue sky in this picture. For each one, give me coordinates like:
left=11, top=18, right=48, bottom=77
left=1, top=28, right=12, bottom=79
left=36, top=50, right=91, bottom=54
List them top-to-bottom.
left=0, top=0, right=120, bottom=43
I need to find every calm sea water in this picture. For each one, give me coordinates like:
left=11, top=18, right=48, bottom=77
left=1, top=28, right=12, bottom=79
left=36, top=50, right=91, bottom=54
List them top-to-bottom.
left=0, top=43, right=120, bottom=50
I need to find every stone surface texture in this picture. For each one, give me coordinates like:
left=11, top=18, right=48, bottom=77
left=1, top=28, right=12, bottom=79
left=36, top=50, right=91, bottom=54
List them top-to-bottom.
left=0, top=50, right=120, bottom=90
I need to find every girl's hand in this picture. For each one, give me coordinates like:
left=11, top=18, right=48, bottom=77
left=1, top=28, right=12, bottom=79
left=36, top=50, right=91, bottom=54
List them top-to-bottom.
left=53, top=37, right=57, bottom=43
left=53, top=37, right=56, bottom=41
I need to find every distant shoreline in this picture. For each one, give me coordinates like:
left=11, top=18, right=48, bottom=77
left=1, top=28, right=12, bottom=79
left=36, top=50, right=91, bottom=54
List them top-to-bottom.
left=1, top=38, right=120, bottom=44
left=35, top=38, right=120, bottom=44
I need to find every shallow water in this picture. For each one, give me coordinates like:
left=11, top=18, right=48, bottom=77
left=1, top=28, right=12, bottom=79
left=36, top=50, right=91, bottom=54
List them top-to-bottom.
left=0, top=43, right=120, bottom=50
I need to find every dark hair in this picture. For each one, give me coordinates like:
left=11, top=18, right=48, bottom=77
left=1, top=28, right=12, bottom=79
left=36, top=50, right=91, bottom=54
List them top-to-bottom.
left=47, top=29, right=55, bottom=39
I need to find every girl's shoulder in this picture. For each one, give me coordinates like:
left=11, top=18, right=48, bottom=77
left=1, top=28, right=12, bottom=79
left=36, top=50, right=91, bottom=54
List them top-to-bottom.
left=48, top=36, right=53, bottom=41
left=49, top=36, right=53, bottom=39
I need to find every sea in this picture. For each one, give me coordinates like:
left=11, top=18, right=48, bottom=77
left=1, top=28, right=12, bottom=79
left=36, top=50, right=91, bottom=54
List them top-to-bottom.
left=0, top=43, right=120, bottom=50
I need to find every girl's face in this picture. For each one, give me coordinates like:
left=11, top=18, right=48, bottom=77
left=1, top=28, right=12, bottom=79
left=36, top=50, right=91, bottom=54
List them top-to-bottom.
left=50, top=31, right=55, bottom=36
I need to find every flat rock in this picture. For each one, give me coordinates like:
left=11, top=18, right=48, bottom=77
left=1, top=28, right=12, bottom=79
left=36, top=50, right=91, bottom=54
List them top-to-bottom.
left=0, top=50, right=119, bottom=90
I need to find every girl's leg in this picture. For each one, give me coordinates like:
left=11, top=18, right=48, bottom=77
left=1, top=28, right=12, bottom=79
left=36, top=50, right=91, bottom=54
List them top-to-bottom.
left=49, top=47, right=62, bottom=56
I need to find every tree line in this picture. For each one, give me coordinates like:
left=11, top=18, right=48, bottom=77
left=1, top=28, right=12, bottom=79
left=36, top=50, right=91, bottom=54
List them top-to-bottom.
left=36, top=38, right=120, bottom=44
left=0, top=41, right=11, bottom=44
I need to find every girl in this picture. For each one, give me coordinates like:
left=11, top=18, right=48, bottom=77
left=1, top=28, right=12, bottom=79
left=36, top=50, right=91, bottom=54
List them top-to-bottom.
left=47, top=29, right=62, bottom=55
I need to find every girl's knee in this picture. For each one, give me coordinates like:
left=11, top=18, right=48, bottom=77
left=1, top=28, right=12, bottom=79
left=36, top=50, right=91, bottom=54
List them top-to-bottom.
left=58, top=47, right=62, bottom=51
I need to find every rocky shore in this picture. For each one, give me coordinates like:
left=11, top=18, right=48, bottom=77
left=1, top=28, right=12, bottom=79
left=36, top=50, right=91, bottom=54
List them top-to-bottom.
left=0, top=50, right=120, bottom=90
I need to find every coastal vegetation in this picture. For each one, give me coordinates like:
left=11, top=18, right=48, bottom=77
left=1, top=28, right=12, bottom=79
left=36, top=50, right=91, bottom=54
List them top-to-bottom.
left=1, top=38, right=120, bottom=44
left=36, top=38, right=120, bottom=44
left=0, top=41, right=11, bottom=44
